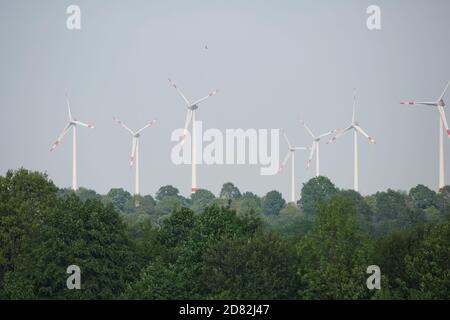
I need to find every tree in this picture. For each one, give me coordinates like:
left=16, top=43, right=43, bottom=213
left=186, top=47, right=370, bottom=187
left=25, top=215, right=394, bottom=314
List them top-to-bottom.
left=0, top=169, right=58, bottom=289
left=300, top=176, right=338, bottom=217
left=219, top=182, right=242, bottom=201
left=408, top=184, right=438, bottom=210
left=155, top=185, right=180, bottom=201
left=436, top=185, right=450, bottom=220
left=54, top=187, right=102, bottom=204
left=103, top=188, right=132, bottom=212
left=190, top=189, right=216, bottom=213
left=338, top=189, right=375, bottom=235
left=372, top=189, right=425, bottom=237
left=261, top=190, right=285, bottom=215
left=236, top=192, right=262, bottom=216
left=123, top=194, right=156, bottom=215
left=154, top=195, right=183, bottom=219
left=297, top=195, right=373, bottom=299
left=2, top=196, right=138, bottom=299
left=266, top=203, right=310, bottom=238
left=125, top=206, right=262, bottom=299
left=158, top=208, right=195, bottom=249
left=404, top=221, right=450, bottom=299
left=373, top=225, right=427, bottom=299
left=201, top=232, right=298, bottom=299
left=124, top=258, right=188, bottom=299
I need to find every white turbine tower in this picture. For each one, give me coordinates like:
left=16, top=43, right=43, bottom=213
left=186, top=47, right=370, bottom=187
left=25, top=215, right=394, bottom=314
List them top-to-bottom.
left=169, top=79, right=219, bottom=194
left=401, top=81, right=450, bottom=191
left=328, top=90, right=377, bottom=192
left=50, top=93, right=95, bottom=191
left=114, top=117, right=157, bottom=197
left=300, top=120, right=337, bottom=177
left=278, top=130, right=308, bottom=203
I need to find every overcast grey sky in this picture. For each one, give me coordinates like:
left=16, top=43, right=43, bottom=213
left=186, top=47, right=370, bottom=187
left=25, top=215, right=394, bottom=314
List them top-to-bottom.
left=1, top=0, right=449, bottom=199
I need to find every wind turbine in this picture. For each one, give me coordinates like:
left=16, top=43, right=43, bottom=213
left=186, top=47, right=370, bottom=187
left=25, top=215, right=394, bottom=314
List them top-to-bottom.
left=168, top=78, right=219, bottom=194
left=401, top=81, right=450, bottom=191
left=328, top=90, right=376, bottom=192
left=50, top=93, right=95, bottom=191
left=114, top=117, right=157, bottom=197
left=300, top=120, right=337, bottom=177
left=278, top=130, right=309, bottom=203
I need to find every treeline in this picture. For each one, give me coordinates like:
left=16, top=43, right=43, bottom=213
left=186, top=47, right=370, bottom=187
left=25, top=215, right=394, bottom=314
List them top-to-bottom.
left=0, top=168, right=448, bottom=299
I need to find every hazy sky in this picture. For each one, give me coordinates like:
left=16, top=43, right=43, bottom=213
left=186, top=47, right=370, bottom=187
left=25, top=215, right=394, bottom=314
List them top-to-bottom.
left=1, top=0, right=450, bottom=199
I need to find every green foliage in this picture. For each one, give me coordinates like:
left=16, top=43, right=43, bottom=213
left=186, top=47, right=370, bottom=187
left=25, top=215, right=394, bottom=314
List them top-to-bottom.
left=1, top=168, right=449, bottom=300
left=0, top=169, right=58, bottom=288
left=300, top=176, right=338, bottom=217
left=219, top=182, right=242, bottom=201
left=409, top=184, right=438, bottom=210
left=155, top=185, right=180, bottom=201
left=103, top=188, right=132, bottom=212
left=190, top=189, right=216, bottom=213
left=371, top=189, right=425, bottom=237
left=261, top=190, right=285, bottom=215
left=338, top=190, right=375, bottom=235
left=236, top=193, right=262, bottom=216
left=124, top=195, right=156, bottom=214
left=154, top=195, right=183, bottom=218
left=297, top=195, right=373, bottom=299
left=2, top=196, right=138, bottom=299
left=264, top=203, right=310, bottom=239
left=125, top=205, right=262, bottom=299
left=158, top=208, right=195, bottom=249
left=373, top=221, right=450, bottom=299
left=404, top=221, right=450, bottom=299
left=373, top=225, right=426, bottom=299
left=201, top=232, right=298, bottom=299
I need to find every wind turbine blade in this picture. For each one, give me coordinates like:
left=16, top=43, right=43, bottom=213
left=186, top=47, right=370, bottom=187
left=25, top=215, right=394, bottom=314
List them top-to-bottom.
left=168, top=78, right=191, bottom=106
left=438, top=80, right=450, bottom=101
left=352, top=89, right=356, bottom=123
left=191, top=90, right=219, bottom=106
left=65, top=95, right=73, bottom=121
left=400, top=101, right=437, bottom=106
left=437, top=106, right=450, bottom=138
left=182, top=110, right=193, bottom=141
left=114, top=117, right=135, bottom=136
left=136, top=119, right=157, bottom=135
left=73, top=120, right=95, bottom=129
left=300, top=120, right=315, bottom=139
left=50, top=123, right=72, bottom=151
left=327, top=125, right=353, bottom=144
left=354, top=125, right=376, bottom=144
left=318, top=129, right=339, bottom=139
left=282, top=130, right=292, bottom=149
left=130, top=138, right=137, bottom=166
left=307, top=142, right=317, bottom=169
left=279, top=151, right=292, bottom=172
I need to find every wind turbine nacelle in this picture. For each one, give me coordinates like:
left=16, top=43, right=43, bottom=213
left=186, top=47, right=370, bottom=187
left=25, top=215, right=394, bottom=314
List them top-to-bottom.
left=438, top=100, right=445, bottom=107
left=189, top=105, right=199, bottom=110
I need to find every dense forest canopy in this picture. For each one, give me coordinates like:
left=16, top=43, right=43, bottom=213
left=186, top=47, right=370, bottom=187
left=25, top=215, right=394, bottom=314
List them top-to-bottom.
left=0, top=168, right=449, bottom=299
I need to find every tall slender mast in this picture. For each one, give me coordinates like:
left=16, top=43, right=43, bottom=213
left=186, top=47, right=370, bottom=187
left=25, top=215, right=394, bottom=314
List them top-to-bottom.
left=191, top=111, right=197, bottom=193
left=439, top=117, right=445, bottom=190
left=72, top=126, right=78, bottom=191
left=354, top=129, right=359, bottom=192
left=135, top=138, right=140, bottom=196
left=315, top=143, right=320, bottom=177
left=291, top=152, right=296, bottom=203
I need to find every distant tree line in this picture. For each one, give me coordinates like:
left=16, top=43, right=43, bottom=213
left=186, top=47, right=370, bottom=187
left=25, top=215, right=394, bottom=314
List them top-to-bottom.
left=0, top=168, right=448, bottom=299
